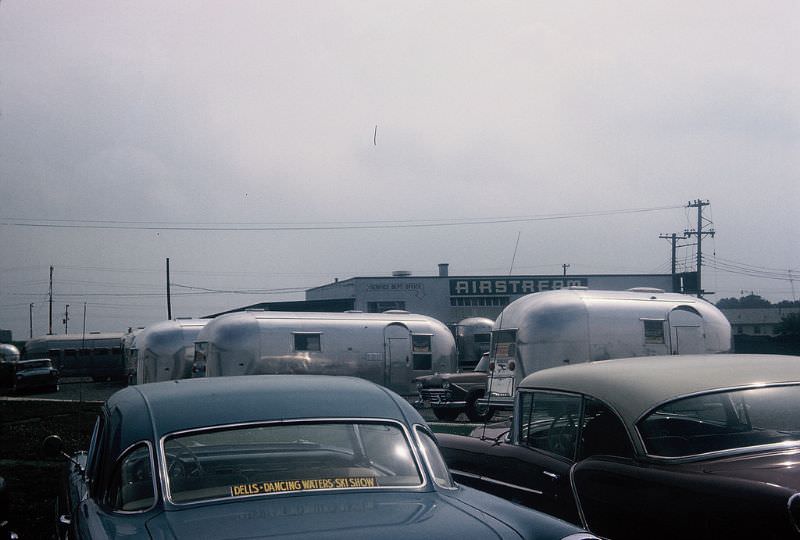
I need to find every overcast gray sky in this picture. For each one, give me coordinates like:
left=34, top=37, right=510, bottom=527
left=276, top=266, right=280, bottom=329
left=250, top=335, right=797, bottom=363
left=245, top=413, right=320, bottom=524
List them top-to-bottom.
left=1, top=1, right=798, bottom=339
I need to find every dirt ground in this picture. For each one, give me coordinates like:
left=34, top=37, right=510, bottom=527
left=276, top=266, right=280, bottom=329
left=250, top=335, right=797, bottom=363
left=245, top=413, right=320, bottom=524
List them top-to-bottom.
left=0, top=398, right=101, bottom=539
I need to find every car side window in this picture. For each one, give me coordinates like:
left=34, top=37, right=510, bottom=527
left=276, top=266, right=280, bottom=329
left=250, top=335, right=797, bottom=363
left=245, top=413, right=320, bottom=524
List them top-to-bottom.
left=518, top=391, right=582, bottom=460
left=579, top=398, right=633, bottom=459
left=415, top=427, right=455, bottom=489
left=105, top=443, right=156, bottom=512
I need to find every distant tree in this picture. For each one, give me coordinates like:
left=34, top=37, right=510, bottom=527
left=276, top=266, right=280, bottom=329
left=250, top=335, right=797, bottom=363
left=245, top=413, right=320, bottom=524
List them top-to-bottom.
left=715, top=294, right=773, bottom=309
left=776, top=300, right=800, bottom=308
left=777, top=313, right=800, bottom=337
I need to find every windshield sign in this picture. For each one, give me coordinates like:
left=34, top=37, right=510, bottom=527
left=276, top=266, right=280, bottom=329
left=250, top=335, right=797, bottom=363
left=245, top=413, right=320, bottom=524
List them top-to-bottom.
left=639, top=385, right=800, bottom=458
left=163, top=421, right=423, bottom=504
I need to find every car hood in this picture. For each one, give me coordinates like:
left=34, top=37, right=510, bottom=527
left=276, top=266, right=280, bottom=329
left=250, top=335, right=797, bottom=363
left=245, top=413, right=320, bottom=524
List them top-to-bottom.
left=699, top=448, right=800, bottom=492
left=147, top=490, right=535, bottom=540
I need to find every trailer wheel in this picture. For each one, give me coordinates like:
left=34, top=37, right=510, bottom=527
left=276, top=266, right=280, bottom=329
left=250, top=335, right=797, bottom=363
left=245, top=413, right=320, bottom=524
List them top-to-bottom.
left=466, top=391, right=495, bottom=423
left=432, top=408, right=460, bottom=421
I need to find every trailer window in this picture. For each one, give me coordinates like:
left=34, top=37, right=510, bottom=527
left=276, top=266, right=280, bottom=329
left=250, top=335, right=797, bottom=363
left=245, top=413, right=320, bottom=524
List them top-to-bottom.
left=643, top=319, right=665, bottom=344
left=492, top=330, right=517, bottom=359
left=293, top=333, right=321, bottom=352
left=412, top=335, right=432, bottom=370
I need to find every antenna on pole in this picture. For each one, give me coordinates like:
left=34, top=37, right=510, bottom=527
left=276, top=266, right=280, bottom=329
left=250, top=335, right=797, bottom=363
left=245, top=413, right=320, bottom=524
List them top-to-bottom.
left=509, top=232, right=521, bottom=275
left=48, top=265, right=54, bottom=335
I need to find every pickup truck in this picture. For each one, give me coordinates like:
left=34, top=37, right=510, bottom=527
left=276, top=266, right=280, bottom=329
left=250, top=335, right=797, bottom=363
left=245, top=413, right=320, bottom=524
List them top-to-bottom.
left=414, top=353, right=494, bottom=422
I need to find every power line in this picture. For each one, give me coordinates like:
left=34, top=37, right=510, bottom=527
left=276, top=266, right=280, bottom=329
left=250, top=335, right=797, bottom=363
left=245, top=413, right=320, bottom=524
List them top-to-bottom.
left=0, top=205, right=683, bottom=231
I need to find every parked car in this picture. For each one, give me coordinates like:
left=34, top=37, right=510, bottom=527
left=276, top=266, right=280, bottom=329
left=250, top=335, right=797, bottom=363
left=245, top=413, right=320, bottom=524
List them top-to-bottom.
left=414, top=352, right=495, bottom=422
left=438, top=354, right=800, bottom=539
left=1, top=358, right=59, bottom=393
left=44, top=375, right=597, bottom=540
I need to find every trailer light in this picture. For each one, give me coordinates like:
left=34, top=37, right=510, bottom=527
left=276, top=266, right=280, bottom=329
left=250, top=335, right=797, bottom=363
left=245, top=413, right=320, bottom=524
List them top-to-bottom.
left=508, top=360, right=516, bottom=371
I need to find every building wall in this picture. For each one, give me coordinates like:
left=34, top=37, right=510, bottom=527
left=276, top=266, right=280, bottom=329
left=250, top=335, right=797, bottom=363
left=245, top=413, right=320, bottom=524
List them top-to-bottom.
left=307, top=272, right=680, bottom=325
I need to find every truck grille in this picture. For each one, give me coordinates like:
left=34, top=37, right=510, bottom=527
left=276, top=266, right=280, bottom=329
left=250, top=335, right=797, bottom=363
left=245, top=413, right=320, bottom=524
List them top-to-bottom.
left=419, top=389, right=452, bottom=404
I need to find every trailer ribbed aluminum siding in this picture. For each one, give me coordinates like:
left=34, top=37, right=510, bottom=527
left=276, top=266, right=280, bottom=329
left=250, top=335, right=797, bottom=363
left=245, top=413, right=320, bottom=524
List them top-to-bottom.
left=485, top=288, right=732, bottom=408
left=197, top=311, right=457, bottom=397
left=135, top=319, right=210, bottom=384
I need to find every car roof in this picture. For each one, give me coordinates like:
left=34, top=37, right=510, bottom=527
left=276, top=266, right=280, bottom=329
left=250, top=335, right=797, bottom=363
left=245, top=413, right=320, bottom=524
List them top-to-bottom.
left=518, top=354, right=800, bottom=423
left=105, top=375, right=425, bottom=451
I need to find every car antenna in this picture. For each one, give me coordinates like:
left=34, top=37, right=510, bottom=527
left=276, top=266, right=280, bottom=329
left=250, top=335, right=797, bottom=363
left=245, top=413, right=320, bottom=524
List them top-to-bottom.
left=481, top=231, right=520, bottom=441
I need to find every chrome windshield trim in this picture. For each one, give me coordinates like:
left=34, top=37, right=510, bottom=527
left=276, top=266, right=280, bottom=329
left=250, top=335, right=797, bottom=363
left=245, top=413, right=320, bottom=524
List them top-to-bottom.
left=159, top=417, right=428, bottom=507
left=111, top=439, right=158, bottom=514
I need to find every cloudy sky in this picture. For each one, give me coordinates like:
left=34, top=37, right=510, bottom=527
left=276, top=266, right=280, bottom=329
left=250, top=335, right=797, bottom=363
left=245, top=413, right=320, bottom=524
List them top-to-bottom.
left=1, top=1, right=798, bottom=339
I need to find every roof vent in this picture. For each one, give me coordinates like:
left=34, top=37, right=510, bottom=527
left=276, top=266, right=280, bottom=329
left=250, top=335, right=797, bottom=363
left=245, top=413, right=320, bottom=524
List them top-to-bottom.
left=392, top=270, right=412, bottom=277
left=627, top=287, right=665, bottom=294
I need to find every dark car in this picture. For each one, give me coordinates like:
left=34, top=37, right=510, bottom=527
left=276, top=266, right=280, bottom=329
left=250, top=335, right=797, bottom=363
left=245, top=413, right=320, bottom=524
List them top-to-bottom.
left=414, top=352, right=494, bottom=422
left=438, top=354, right=800, bottom=539
left=1, top=358, right=59, bottom=393
left=44, top=374, right=596, bottom=540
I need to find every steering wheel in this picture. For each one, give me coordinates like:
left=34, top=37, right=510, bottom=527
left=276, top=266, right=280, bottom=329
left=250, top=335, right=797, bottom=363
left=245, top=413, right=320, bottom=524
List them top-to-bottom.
left=547, top=413, right=577, bottom=457
left=167, top=439, right=204, bottom=480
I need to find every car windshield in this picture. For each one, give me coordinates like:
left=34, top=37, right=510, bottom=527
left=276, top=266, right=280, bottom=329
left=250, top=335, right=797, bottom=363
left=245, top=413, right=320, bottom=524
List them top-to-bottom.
left=19, top=359, right=51, bottom=369
left=639, top=384, right=800, bottom=458
left=163, top=421, right=424, bottom=504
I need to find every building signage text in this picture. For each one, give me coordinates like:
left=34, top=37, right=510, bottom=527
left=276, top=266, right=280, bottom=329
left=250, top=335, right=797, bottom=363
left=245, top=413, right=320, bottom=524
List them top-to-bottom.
left=449, top=277, right=588, bottom=296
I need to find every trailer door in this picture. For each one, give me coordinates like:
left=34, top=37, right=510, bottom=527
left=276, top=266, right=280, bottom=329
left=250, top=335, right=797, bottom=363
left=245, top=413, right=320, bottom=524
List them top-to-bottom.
left=668, top=306, right=704, bottom=355
left=384, top=324, right=411, bottom=395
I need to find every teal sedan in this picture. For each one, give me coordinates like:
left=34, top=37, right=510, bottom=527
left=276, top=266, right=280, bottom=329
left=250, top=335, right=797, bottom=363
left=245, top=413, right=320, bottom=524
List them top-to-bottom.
left=45, top=375, right=595, bottom=540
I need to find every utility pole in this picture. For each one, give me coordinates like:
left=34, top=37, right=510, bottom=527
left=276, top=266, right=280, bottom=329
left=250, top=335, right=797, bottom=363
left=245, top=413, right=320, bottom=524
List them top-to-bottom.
left=684, top=199, right=715, bottom=297
left=659, top=233, right=687, bottom=292
left=166, top=258, right=172, bottom=320
left=562, top=263, right=570, bottom=277
left=48, top=265, right=54, bottom=335
left=29, top=303, right=33, bottom=338
left=63, top=304, right=70, bottom=333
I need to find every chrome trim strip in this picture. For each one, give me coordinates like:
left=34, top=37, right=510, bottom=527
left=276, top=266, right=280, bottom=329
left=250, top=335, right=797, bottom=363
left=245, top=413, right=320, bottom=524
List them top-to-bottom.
left=568, top=462, right=591, bottom=533
left=450, top=469, right=544, bottom=496
left=788, top=492, right=800, bottom=534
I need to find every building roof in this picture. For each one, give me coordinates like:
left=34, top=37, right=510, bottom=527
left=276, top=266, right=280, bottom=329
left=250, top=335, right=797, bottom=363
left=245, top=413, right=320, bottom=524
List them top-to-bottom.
left=721, top=307, right=800, bottom=325
left=519, top=354, right=800, bottom=425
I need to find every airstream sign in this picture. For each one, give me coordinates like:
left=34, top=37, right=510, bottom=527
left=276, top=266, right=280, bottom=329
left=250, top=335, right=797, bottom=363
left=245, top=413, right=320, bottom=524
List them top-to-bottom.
left=450, top=277, right=588, bottom=296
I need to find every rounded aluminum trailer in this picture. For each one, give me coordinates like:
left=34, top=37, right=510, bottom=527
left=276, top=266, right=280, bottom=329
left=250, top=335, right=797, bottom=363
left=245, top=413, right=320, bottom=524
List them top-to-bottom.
left=486, top=287, right=732, bottom=408
left=197, top=311, right=458, bottom=397
left=451, top=317, right=494, bottom=370
left=135, top=319, right=210, bottom=384
left=0, top=343, right=20, bottom=363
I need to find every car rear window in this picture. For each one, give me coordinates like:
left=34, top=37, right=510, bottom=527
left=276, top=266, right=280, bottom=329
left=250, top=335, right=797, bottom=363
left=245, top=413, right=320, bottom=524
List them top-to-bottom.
left=639, top=384, right=800, bottom=458
left=163, top=421, right=424, bottom=504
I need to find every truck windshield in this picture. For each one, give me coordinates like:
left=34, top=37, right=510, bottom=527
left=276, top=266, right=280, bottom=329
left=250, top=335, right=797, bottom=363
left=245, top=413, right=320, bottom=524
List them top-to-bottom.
left=639, top=385, right=800, bottom=458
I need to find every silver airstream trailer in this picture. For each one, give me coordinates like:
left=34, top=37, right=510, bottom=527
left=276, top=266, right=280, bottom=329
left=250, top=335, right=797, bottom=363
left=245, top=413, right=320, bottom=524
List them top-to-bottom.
left=485, top=287, right=732, bottom=409
left=196, top=311, right=457, bottom=397
left=451, top=317, right=494, bottom=370
left=135, top=319, right=210, bottom=384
